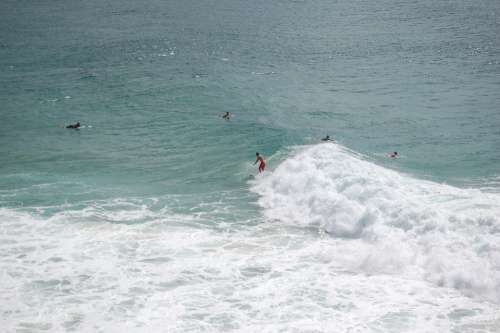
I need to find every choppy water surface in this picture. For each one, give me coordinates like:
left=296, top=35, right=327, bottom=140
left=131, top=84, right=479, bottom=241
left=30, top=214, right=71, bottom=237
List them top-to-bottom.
left=1, top=0, right=500, bottom=331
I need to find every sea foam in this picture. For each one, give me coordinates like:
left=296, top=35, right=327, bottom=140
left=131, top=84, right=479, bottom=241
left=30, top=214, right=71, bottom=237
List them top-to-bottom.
left=251, top=143, right=500, bottom=302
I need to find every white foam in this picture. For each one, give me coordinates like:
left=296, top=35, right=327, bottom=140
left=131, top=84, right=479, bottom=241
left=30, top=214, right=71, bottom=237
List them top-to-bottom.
left=251, top=144, right=500, bottom=302
left=1, top=199, right=500, bottom=332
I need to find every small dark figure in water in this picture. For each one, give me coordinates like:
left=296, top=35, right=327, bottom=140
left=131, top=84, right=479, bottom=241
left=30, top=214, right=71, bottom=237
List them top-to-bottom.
left=222, top=112, right=231, bottom=120
left=66, top=122, right=80, bottom=129
left=321, top=135, right=333, bottom=142
left=390, top=151, right=398, bottom=158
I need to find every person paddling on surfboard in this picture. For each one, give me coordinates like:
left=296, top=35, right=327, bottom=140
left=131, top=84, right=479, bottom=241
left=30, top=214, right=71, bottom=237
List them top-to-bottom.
left=222, top=112, right=231, bottom=120
left=66, top=122, right=81, bottom=129
left=321, top=135, right=334, bottom=142
left=254, top=152, right=266, bottom=173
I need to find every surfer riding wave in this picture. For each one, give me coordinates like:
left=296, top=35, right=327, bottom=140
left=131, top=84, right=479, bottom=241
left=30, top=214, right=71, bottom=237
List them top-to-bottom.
left=254, top=152, right=266, bottom=173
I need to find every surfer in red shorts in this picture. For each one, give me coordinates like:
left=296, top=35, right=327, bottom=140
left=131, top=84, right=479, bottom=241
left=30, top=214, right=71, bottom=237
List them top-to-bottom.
left=254, top=152, right=266, bottom=173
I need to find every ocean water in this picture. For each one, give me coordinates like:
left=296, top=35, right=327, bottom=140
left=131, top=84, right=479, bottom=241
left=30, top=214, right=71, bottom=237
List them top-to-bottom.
left=1, top=0, right=500, bottom=331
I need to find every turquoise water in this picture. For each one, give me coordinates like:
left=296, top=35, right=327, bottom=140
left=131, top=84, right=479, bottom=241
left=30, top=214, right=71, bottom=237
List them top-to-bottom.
left=1, top=0, right=500, bottom=331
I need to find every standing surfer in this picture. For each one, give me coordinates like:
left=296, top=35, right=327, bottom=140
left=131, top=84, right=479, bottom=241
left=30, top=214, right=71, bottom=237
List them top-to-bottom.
left=254, top=152, right=266, bottom=173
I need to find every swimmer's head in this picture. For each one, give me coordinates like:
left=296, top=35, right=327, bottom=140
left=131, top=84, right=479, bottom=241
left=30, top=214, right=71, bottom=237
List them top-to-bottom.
left=256, top=152, right=259, bottom=156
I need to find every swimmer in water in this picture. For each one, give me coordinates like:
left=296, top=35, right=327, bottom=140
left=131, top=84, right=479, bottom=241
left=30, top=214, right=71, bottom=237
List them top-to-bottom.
left=222, top=112, right=231, bottom=120
left=66, top=122, right=81, bottom=129
left=321, top=135, right=334, bottom=142
left=390, top=151, right=398, bottom=158
left=254, top=152, right=266, bottom=173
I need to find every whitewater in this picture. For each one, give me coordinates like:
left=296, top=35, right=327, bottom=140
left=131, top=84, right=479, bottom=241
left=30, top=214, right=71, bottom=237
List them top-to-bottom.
left=2, top=144, right=499, bottom=332
left=253, top=144, right=500, bottom=300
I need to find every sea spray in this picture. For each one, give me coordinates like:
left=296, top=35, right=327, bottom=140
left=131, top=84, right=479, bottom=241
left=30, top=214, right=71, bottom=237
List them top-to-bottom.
left=251, top=144, right=500, bottom=302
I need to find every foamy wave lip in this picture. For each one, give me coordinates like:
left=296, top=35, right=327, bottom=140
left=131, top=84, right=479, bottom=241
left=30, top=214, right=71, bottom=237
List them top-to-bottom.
left=251, top=144, right=500, bottom=302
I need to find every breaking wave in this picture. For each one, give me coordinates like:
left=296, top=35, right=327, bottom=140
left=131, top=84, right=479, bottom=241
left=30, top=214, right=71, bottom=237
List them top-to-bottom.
left=251, top=144, right=500, bottom=302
